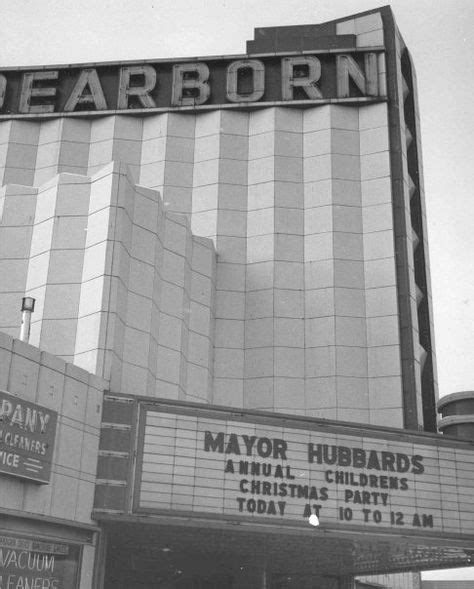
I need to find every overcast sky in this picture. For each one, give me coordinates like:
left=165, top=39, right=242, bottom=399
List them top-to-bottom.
left=1, top=0, right=474, bottom=580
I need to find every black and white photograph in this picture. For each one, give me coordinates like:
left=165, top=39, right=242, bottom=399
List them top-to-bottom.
left=0, top=1, right=473, bottom=587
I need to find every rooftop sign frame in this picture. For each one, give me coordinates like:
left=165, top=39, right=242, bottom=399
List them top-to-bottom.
left=0, top=47, right=386, bottom=119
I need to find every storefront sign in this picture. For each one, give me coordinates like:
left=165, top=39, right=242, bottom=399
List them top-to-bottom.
left=0, top=50, right=386, bottom=117
left=0, top=391, right=57, bottom=484
left=134, top=405, right=474, bottom=537
left=0, top=534, right=81, bottom=588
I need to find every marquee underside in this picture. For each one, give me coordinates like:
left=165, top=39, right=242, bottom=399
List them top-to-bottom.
left=99, top=516, right=474, bottom=587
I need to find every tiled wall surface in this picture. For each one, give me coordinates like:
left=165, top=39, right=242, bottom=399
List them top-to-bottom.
left=336, top=10, right=385, bottom=48
left=0, top=103, right=406, bottom=425
left=0, top=156, right=216, bottom=402
left=0, top=331, right=104, bottom=524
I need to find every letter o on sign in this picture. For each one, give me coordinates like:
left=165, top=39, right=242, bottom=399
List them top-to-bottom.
left=226, top=59, right=265, bottom=103
left=257, top=437, right=272, bottom=458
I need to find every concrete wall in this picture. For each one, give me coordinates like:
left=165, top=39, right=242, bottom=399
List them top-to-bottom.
left=0, top=331, right=104, bottom=524
left=0, top=331, right=105, bottom=589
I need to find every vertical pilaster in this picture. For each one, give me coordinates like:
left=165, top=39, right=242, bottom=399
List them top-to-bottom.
left=197, top=111, right=248, bottom=407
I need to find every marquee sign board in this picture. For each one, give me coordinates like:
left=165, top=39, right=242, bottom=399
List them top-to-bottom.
left=0, top=49, right=386, bottom=118
left=0, top=390, right=58, bottom=484
left=134, top=403, right=474, bottom=539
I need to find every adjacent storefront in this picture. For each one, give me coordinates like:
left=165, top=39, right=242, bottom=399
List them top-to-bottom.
left=0, top=342, right=105, bottom=589
left=0, top=533, right=82, bottom=589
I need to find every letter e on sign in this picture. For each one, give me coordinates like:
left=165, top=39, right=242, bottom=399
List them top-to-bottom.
left=19, top=71, right=58, bottom=114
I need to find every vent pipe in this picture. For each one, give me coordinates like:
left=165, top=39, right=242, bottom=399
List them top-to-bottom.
left=19, top=297, right=35, bottom=343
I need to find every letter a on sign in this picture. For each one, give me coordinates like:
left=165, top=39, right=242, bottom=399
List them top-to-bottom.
left=64, top=69, right=107, bottom=111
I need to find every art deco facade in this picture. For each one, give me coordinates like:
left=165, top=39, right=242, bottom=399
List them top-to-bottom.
left=0, top=8, right=467, bottom=589
left=0, top=8, right=436, bottom=431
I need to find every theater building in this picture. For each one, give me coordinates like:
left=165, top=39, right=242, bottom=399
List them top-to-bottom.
left=0, top=6, right=473, bottom=588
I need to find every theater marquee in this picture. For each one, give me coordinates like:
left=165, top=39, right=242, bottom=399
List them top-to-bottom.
left=0, top=49, right=386, bottom=117
left=133, top=402, right=474, bottom=538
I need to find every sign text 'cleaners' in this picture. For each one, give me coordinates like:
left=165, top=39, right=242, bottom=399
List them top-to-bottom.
left=0, top=390, right=57, bottom=484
